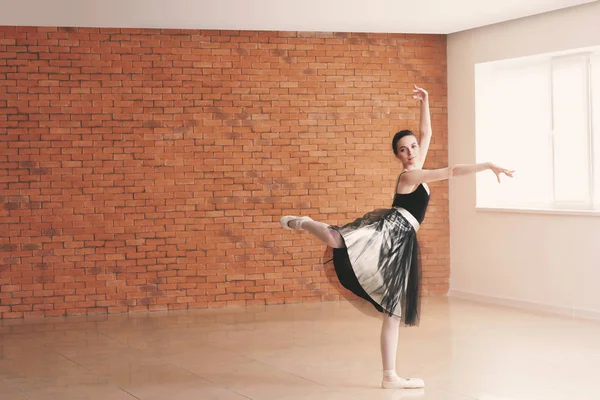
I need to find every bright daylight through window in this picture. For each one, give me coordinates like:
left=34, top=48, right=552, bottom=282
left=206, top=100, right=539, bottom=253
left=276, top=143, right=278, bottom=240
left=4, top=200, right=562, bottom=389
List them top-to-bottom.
left=475, top=47, right=600, bottom=212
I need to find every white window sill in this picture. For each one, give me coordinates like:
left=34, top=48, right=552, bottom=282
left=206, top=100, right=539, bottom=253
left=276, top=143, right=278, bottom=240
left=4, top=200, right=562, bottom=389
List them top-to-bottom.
left=475, top=206, right=600, bottom=218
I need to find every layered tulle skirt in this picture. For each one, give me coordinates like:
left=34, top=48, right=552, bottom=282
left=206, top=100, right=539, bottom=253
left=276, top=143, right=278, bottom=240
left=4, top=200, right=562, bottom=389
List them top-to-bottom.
left=329, top=207, right=421, bottom=326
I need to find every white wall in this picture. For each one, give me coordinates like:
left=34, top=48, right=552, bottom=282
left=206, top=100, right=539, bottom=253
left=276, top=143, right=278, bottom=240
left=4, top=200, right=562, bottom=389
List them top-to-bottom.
left=0, top=0, right=594, bottom=34
left=447, top=1, right=600, bottom=320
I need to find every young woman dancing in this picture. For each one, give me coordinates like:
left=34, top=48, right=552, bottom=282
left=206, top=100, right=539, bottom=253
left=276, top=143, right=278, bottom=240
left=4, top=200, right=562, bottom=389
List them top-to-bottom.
left=280, top=85, right=514, bottom=389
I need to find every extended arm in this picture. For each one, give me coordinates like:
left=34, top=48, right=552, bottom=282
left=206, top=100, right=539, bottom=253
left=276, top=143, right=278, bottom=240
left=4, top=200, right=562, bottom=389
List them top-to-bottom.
left=400, top=162, right=514, bottom=185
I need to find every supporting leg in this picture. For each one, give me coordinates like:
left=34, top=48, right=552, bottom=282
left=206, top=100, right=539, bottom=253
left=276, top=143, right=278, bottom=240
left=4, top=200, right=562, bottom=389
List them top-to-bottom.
left=380, top=313, right=425, bottom=389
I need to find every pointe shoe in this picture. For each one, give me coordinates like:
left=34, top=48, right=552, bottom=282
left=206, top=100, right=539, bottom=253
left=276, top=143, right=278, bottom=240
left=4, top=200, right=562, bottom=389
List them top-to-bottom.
left=279, top=215, right=312, bottom=230
left=381, top=377, right=425, bottom=389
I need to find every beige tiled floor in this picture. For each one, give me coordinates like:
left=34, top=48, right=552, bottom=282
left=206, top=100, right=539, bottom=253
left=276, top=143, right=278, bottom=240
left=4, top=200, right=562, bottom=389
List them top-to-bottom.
left=1, top=297, right=600, bottom=400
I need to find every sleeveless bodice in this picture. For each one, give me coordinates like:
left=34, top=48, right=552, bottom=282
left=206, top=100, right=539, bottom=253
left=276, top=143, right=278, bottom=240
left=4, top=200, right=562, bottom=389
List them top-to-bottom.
left=392, top=183, right=430, bottom=224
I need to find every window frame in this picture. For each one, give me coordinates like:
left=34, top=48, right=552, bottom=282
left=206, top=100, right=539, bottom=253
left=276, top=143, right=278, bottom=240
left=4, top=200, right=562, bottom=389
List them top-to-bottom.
left=474, top=47, right=600, bottom=215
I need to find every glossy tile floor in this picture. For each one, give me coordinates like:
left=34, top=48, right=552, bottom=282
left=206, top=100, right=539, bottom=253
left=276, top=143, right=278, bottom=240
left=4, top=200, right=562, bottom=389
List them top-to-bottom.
left=1, top=297, right=600, bottom=400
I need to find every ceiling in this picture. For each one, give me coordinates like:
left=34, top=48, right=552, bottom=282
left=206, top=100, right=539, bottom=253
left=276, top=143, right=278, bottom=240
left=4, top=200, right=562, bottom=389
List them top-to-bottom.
left=0, top=0, right=596, bottom=34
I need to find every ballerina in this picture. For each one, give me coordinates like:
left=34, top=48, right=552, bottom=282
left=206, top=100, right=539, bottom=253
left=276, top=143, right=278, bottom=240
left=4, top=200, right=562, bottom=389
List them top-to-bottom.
left=280, top=85, right=514, bottom=389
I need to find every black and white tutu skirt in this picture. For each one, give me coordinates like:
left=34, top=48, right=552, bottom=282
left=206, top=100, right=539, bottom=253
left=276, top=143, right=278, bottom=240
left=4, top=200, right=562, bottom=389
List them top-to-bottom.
left=329, top=207, right=421, bottom=326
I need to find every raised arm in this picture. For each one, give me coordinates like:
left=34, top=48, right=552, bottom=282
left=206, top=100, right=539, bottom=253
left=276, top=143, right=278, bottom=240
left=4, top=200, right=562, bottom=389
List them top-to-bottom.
left=413, top=85, right=432, bottom=168
left=400, top=162, right=515, bottom=185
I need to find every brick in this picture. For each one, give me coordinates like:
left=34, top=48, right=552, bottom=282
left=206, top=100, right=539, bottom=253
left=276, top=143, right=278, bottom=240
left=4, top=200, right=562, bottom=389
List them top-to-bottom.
left=0, top=26, right=448, bottom=319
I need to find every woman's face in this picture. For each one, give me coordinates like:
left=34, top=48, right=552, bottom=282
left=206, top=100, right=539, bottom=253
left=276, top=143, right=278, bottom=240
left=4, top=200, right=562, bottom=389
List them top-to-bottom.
left=396, top=135, right=419, bottom=169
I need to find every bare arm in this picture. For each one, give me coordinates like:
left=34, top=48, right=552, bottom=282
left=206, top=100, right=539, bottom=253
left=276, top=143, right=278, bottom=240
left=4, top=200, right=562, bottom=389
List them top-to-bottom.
left=413, top=85, right=432, bottom=168
left=400, top=162, right=514, bottom=185
left=452, top=163, right=491, bottom=177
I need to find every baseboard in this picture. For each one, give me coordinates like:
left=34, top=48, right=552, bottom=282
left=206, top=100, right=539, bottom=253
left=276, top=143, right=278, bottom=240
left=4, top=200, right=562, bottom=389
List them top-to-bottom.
left=447, top=290, right=600, bottom=321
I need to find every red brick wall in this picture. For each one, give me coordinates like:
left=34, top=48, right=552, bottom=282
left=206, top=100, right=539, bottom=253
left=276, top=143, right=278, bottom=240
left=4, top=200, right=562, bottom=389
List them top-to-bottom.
left=0, top=26, right=448, bottom=318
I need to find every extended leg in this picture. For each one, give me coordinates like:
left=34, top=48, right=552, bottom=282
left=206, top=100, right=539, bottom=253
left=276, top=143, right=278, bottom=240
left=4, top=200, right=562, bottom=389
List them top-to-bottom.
left=280, top=216, right=344, bottom=249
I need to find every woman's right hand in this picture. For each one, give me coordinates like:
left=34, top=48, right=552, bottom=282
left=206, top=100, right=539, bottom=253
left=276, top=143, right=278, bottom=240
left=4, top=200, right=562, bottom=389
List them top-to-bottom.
left=412, top=84, right=428, bottom=102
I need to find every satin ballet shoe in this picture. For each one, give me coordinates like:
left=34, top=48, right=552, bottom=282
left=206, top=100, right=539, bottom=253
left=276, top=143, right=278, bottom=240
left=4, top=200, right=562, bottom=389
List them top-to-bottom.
left=279, top=215, right=313, bottom=230
left=381, top=377, right=425, bottom=389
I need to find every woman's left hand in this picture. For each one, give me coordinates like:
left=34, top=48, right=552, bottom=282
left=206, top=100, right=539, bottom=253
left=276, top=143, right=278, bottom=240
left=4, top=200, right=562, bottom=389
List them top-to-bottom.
left=488, top=163, right=515, bottom=183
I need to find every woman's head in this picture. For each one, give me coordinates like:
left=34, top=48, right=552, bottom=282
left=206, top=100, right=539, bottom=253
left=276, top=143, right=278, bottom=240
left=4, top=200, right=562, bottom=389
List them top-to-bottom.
left=392, top=130, right=419, bottom=169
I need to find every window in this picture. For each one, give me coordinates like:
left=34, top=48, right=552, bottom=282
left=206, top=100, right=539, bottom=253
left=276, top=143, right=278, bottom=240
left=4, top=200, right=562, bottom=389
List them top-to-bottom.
left=475, top=47, right=600, bottom=212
